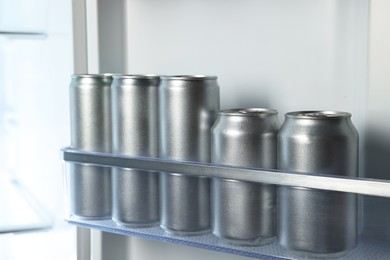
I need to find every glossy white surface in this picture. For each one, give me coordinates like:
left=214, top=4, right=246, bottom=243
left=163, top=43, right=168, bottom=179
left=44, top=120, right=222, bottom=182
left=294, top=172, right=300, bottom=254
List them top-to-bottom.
left=0, top=0, right=75, bottom=259
left=0, top=0, right=48, bottom=32
left=126, top=0, right=368, bottom=131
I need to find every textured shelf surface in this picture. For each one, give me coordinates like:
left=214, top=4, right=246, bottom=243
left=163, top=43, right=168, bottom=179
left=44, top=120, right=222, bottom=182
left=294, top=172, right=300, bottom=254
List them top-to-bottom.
left=67, top=216, right=390, bottom=260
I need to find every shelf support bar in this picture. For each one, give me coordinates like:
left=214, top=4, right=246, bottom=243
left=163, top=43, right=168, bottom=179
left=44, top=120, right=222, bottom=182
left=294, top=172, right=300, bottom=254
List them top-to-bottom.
left=62, top=147, right=390, bottom=198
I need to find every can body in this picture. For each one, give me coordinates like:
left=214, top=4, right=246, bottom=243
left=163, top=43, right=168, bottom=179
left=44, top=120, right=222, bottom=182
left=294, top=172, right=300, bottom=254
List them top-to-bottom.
left=69, top=74, right=112, bottom=219
left=111, top=75, right=160, bottom=227
left=159, top=75, right=220, bottom=235
left=211, top=108, right=279, bottom=245
left=277, top=111, right=359, bottom=258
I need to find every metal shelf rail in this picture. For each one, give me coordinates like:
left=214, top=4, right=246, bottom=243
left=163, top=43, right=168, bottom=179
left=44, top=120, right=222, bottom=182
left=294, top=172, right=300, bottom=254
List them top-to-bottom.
left=62, top=147, right=390, bottom=198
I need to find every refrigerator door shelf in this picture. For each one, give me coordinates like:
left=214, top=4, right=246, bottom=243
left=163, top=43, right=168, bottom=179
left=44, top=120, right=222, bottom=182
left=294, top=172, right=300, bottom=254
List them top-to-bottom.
left=0, top=31, right=47, bottom=38
left=62, top=148, right=390, bottom=260
left=66, top=209, right=390, bottom=260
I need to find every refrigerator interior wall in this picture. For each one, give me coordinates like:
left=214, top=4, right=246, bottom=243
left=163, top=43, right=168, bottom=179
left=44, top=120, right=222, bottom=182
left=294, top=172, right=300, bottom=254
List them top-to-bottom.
left=0, top=0, right=75, bottom=259
left=0, top=0, right=48, bottom=32
left=0, top=0, right=72, bottom=222
left=77, top=0, right=390, bottom=259
left=123, top=0, right=387, bottom=259
left=126, top=0, right=368, bottom=130
left=364, top=0, right=390, bottom=241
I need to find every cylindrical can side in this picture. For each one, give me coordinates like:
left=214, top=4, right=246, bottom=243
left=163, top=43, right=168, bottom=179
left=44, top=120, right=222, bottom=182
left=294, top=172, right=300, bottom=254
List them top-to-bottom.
left=69, top=74, right=113, bottom=219
left=70, top=74, right=113, bottom=151
left=111, top=75, right=160, bottom=227
left=159, top=75, right=220, bottom=235
left=159, top=75, right=219, bottom=162
left=211, top=108, right=279, bottom=246
left=277, top=111, right=359, bottom=258
left=69, top=164, right=112, bottom=219
left=113, top=169, right=159, bottom=227
left=160, top=173, right=211, bottom=235
left=277, top=187, right=357, bottom=257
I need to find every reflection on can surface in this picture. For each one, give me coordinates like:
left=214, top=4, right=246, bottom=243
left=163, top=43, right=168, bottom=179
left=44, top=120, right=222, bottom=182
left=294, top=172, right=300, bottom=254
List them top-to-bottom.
left=69, top=74, right=113, bottom=219
left=111, top=75, right=160, bottom=227
left=159, top=75, right=220, bottom=235
left=212, top=108, right=279, bottom=246
left=277, top=111, right=359, bottom=258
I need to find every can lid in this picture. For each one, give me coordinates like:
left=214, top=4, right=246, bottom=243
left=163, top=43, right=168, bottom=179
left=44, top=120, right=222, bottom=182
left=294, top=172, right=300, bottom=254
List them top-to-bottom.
left=71, top=74, right=113, bottom=79
left=112, top=74, right=160, bottom=79
left=160, top=75, right=217, bottom=80
left=219, top=108, right=278, bottom=117
left=285, top=111, right=351, bottom=119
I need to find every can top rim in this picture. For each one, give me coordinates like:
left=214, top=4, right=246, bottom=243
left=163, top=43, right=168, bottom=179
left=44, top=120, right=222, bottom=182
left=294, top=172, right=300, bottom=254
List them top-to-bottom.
left=71, top=74, right=113, bottom=78
left=112, top=74, right=159, bottom=79
left=160, top=75, right=217, bottom=80
left=219, top=108, right=278, bottom=117
left=285, top=111, right=351, bottom=119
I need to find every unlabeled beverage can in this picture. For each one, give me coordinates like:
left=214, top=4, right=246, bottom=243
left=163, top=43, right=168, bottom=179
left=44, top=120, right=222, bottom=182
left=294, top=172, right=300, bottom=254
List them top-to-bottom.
left=69, top=74, right=112, bottom=219
left=111, top=74, right=160, bottom=227
left=159, top=75, right=220, bottom=235
left=211, top=108, right=279, bottom=246
left=277, top=111, right=359, bottom=258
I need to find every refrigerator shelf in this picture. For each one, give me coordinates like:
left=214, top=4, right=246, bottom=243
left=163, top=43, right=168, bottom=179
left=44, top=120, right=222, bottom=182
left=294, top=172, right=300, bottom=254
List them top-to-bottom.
left=62, top=147, right=390, bottom=198
left=62, top=147, right=390, bottom=259
left=66, top=216, right=390, bottom=260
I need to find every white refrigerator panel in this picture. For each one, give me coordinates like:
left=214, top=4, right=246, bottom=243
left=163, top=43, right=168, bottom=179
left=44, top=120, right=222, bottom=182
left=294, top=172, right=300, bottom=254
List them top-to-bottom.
left=126, top=0, right=368, bottom=131
left=125, top=1, right=369, bottom=259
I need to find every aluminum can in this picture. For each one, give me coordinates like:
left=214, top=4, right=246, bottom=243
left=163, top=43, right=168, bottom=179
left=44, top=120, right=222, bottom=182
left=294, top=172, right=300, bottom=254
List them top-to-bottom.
left=69, top=74, right=112, bottom=219
left=111, top=75, right=160, bottom=227
left=159, top=75, right=220, bottom=235
left=211, top=108, right=279, bottom=246
left=277, top=111, right=359, bottom=258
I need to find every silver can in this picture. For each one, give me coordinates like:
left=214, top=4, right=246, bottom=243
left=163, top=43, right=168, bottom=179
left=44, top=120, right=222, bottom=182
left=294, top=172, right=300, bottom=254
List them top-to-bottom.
left=69, top=74, right=112, bottom=219
left=111, top=75, right=160, bottom=227
left=159, top=75, right=220, bottom=235
left=211, top=108, right=279, bottom=246
left=277, top=111, right=359, bottom=258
